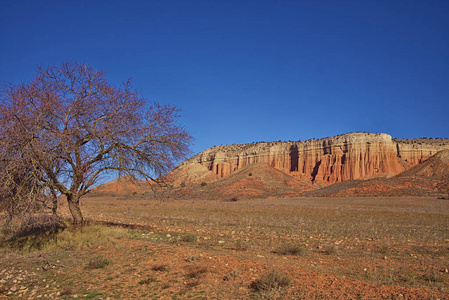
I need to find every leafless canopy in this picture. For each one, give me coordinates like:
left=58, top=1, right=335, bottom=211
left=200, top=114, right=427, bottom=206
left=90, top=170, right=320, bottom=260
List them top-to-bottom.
left=0, top=62, right=192, bottom=224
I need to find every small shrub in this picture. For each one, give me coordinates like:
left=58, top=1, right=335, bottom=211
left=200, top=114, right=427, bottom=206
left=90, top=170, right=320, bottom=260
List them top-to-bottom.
left=249, top=172, right=253, bottom=176
left=200, top=182, right=207, bottom=187
left=227, top=196, right=240, bottom=202
left=180, top=233, right=197, bottom=243
left=235, top=239, right=248, bottom=251
left=274, top=244, right=308, bottom=256
left=320, top=245, right=338, bottom=255
left=185, top=255, right=202, bottom=262
left=85, top=256, right=110, bottom=269
left=152, top=263, right=169, bottom=272
left=185, top=265, right=208, bottom=279
left=250, top=269, right=290, bottom=293
left=223, top=270, right=241, bottom=281
left=422, top=271, right=444, bottom=283
left=138, top=275, right=157, bottom=285
left=186, top=279, right=201, bottom=288
left=161, top=283, right=171, bottom=289
left=60, top=288, right=72, bottom=296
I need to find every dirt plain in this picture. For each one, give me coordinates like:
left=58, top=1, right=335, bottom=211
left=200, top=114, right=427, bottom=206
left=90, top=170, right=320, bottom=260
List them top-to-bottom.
left=1, top=196, right=449, bottom=299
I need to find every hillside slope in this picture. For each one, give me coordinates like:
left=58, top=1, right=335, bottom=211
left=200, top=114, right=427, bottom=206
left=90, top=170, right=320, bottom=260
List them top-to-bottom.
left=305, top=150, right=449, bottom=197
left=193, top=162, right=314, bottom=200
left=90, top=175, right=153, bottom=197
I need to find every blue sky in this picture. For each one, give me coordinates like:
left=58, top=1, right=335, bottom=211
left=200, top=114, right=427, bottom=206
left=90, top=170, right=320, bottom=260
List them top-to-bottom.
left=1, top=0, right=448, bottom=157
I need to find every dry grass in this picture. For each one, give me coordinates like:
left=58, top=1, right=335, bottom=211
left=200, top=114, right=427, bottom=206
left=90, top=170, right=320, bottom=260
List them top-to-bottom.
left=2, top=196, right=448, bottom=298
left=74, top=196, right=449, bottom=291
left=78, top=196, right=449, bottom=245
left=0, top=219, right=128, bottom=252
left=45, top=225, right=127, bottom=251
left=180, top=233, right=197, bottom=243
left=234, top=239, right=249, bottom=251
left=274, top=243, right=308, bottom=256
left=85, top=256, right=110, bottom=269
left=151, top=263, right=169, bottom=272
left=184, top=265, right=208, bottom=279
left=250, top=269, right=290, bottom=292
left=138, top=275, right=157, bottom=285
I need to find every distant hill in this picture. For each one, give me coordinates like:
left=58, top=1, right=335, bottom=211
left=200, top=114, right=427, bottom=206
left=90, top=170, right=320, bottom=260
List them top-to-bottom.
left=181, top=132, right=449, bottom=185
left=92, top=133, right=449, bottom=199
left=188, top=162, right=314, bottom=200
left=162, top=163, right=220, bottom=187
left=90, top=175, right=155, bottom=197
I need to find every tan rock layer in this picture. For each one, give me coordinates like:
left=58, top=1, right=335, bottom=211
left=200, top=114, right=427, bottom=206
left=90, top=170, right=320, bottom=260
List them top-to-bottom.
left=182, top=133, right=449, bottom=185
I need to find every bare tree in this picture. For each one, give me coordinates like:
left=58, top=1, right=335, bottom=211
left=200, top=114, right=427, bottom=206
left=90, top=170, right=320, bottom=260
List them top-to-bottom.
left=0, top=62, right=192, bottom=224
left=0, top=112, right=59, bottom=230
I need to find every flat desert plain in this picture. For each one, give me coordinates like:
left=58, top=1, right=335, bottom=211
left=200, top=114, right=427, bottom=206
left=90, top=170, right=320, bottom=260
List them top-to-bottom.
left=1, top=196, right=448, bottom=299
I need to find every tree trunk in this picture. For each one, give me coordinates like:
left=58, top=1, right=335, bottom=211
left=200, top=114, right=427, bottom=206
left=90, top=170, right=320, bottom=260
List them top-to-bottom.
left=51, top=194, right=67, bottom=227
left=67, top=194, right=83, bottom=225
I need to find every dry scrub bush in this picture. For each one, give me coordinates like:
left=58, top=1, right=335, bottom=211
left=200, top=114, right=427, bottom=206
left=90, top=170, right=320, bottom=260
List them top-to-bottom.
left=225, top=195, right=240, bottom=202
left=180, top=233, right=197, bottom=243
left=235, top=239, right=249, bottom=251
left=274, top=244, right=308, bottom=256
left=320, top=245, right=338, bottom=255
left=185, top=255, right=202, bottom=262
left=85, top=256, right=110, bottom=269
left=152, top=263, right=169, bottom=272
left=185, top=265, right=208, bottom=279
left=250, top=269, right=290, bottom=293
left=223, top=270, right=241, bottom=281
left=138, top=275, right=158, bottom=285
left=186, top=279, right=201, bottom=288
left=60, top=288, right=73, bottom=296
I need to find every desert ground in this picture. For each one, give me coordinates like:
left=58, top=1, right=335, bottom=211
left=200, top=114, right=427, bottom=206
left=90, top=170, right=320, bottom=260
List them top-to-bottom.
left=1, top=195, right=448, bottom=299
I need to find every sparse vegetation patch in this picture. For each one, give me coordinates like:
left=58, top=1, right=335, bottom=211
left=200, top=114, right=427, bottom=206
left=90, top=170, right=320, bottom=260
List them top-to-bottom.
left=1, top=196, right=448, bottom=298
left=180, top=233, right=197, bottom=243
left=234, top=239, right=248, bottom=251
left=274, top=244, right=308, bottom=256
left=85, top=256, right=110, bottom=269
left=152, top=263, right=169, bottom=272
left=185, top=265, right=208, bottom=279
left=250, top=269, right=291, bottom=293
left=138, top=275, right=157, bottom=285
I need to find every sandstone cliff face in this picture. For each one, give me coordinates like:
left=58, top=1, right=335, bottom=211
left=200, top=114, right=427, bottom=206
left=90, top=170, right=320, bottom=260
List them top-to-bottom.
left=182, top=133, right=449, bottom=185
left=395, top=139, right=449, bottom=165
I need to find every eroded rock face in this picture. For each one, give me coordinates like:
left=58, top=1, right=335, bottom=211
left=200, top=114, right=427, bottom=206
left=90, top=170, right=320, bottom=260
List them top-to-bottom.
left=182, top=133, right=449, bottom=185
left=395, top=139, right=449, bottom=165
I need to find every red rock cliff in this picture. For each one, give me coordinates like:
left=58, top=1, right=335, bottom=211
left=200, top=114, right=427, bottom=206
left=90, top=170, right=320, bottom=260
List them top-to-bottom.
left=182, top=133, right=449, bottom=185
left=394, top=138, right=449, bottom=165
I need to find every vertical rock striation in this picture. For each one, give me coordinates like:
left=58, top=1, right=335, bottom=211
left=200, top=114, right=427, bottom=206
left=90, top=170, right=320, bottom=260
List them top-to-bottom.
left=182, top=133, right=449, bottom=185
left=395, top=138, right=449, bottom=165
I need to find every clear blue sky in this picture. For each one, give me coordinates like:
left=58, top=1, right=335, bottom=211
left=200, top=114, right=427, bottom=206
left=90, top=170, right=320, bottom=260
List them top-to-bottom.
left=1, top=0, right=448, bottom=157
